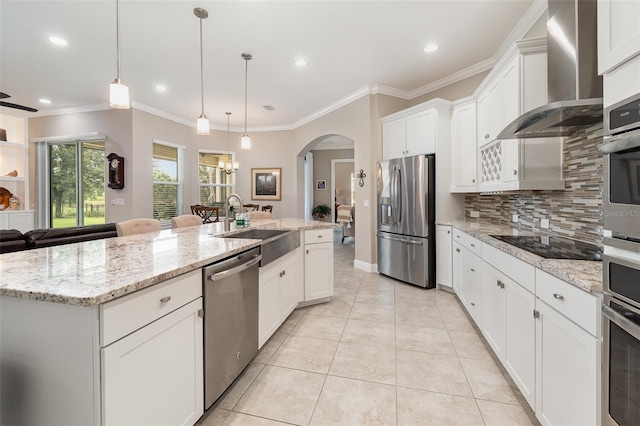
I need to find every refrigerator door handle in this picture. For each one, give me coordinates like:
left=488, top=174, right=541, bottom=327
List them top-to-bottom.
left=397, top=168, right=402, bottom=223
left=377, top=233, right=424, bottom=246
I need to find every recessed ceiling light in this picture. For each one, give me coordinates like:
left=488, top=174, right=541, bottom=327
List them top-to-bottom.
left=48, top=36, right=68, bottom=46
left=423, top=43, right=439, bottom=53
left=294, top=58, right=308, bottom=67
left=155, top=84, right=167, bottom=92
left=39, top=98, right=51, bottom=104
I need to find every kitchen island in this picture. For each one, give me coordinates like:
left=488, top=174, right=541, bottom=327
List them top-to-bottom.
left=0, top=218, right=335, bottom=425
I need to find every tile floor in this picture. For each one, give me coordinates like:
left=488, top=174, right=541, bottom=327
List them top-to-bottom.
left=198, top=231, right=539, bottom=426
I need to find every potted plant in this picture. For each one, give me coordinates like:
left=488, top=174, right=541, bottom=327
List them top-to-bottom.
left=312, top=204, right=331, bottom=221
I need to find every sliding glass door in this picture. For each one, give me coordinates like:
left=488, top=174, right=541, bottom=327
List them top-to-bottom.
left=49, top=140, right=105, bottom=228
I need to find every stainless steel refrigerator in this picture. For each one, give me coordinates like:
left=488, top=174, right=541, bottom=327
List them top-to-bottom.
left=376, top=154, right=435, bottom=288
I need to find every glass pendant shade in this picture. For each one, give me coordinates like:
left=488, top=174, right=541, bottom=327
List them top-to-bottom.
left=109, top=80, right=130, bottom=109
left=196, top=115, right=210, bottom=135
left=241, top=134, right=251, bottom=150
left=218, top=160, right=225, bottom=169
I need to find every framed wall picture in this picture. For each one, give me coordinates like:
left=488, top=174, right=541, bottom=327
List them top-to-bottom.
left=251, top=168, right=281, bottom=201
left=316, top=180, right=326, bottom=190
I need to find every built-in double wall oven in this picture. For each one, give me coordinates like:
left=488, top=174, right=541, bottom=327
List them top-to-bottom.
left=603, top=92, right=640, bottom=426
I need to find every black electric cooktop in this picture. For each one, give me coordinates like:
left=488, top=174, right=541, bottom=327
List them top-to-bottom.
left=490, top=235, right=603, bottom=261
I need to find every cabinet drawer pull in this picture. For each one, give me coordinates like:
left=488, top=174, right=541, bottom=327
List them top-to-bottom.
left=317, top=235, right=323, bottom=238
left=470, top=243, right=475, bottom=247
left=470, top=268, right=475, bottom=272
left=496, top=280, right=502, bottom=288
left=553, top=293, right=564, bottom=301
left=160, top=296, right=171, bottom=303
left=470, top=302, right=476, bottom=306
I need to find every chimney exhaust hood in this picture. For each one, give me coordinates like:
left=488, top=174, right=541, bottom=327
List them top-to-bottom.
left=498, top=0, right=602, bottom=140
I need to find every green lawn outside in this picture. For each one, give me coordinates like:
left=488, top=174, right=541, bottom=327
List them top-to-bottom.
left=52, top=216, right=105, bottom=228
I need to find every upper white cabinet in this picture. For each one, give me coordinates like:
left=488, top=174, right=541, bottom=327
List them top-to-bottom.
left=598, top=0, right=640, bottom=75
left=474, top=38, right=564, bottom=192
left=450, top=98, right=478, bottom=191
left=381, top=99, right=448, bottom=160
left=382, top=99, right=464, bottom=221
left=0, top=111, right=34, bottom=229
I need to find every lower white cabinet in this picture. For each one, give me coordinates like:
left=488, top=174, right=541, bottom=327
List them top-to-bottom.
left=0, top=210, right=35, bottom=232
left=436, top=225, right=452, bottom=289
left=452, top=227, right=601, bottom=425
left=304, top=229, right=334, bottom=301
left=452, top=241, right=463, bottom=294
left=259, top=249, right=300, bottom=348
left=482, top=262, right=535, bottom=407
left=102, top=298, right=204, bottom=426
left=535, top=300, right=601, bottom=426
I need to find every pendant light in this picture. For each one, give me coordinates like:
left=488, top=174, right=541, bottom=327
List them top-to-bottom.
left=109, top=0, right=130, bottom=109
left=194, top=7, right=209, bottom=135
left=240, top=53, right=252, bottom=150
left=218, top=112, right=239, bottom=174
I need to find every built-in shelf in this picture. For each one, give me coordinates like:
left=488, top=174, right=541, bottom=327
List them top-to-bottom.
left=0, top=111, right=30, bottom=229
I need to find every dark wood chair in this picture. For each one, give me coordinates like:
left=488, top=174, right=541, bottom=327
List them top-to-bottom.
left=244, top=204, right=260, bottom=212
left=190, top=205, right=220, bottom=223
left=261, top=205, right=273, bottom=213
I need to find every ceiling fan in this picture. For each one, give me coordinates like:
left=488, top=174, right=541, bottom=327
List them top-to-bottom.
left=0, top=92, right=38, bottom=112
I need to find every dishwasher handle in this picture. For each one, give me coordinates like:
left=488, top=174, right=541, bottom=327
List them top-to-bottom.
left=208, top=254, right=261, bottom=282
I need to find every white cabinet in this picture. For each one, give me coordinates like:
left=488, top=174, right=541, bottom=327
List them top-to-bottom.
left=598, top=0, right=640, bottom=75
left=474, top=38, right=564, bottom=192
left=477, top=80, right=501, bottom=147
left=450, top=99, right=478, bottom=191
left=381, top=100, right=450, bottom=160
left=406, top=108, right=436, bottom=156
left=382, top=118, right=406, bottom=160
left=0, top=210, right=34, bottom=232
left=436, top=225, right=452, bottom=289
left=304, top=228, right=334, bottom=301
left=451, top=229, right=482, bottom=326
left=452, top=240, right=463, bottom=294
left=259, top=249, right=301, bottom=348
left=481, top=260, right=535, bottom=407
left=0, top=270, right=204, bottom=425
left=100, top=270, right=204, bottom=425
left=102, top=299, right=204, bottom=426
left=534, top=300, right=601, bottom=426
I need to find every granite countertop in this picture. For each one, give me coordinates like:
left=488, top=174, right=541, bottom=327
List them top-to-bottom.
left=0, top=218, right=336, bottom=306
left=440, top=220, right=603, bottom=294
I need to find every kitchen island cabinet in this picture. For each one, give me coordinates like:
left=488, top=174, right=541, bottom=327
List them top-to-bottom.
left=0, top=218, right=335, bottom=425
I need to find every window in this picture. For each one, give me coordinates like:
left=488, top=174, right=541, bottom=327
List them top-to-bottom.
left=47, top=140, right=106, bottom=228
left=153, top=141, right=184, bottom=222
left=198, top=151, right=235, bottom=214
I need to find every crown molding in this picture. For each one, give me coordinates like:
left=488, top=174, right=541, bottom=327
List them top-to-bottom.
left=408, top=58, right=496, bottom=99
left=370, top=84, right=412, bottom=100
left=289, top=85, right=372, bottom=130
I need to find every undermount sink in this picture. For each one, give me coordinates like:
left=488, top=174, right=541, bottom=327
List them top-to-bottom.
left=220, top=228, right=300, bottom=267
left=224, top=229, right=291, bottom=240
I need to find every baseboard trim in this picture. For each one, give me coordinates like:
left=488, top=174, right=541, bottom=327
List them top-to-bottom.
left=354, top=260, right=377, bottom=273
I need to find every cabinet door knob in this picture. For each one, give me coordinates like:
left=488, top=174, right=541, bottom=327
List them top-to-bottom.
left=485, top=134, right=490, bottom=139
left=513, top=170, right=518, bottom=175
left=472, top=179, right=476, bottom=183
left=447, top=230, right=450, bottom=234
left=470, top=243, right=475, bottom=247
left=456, top=248, right=460, bottom=253
left=470, top=268, right=475, bottom=272
left=496, top=280, right=501, bottom=287
left=553, top=293, right=564, bottom=301
left=160, top=296, right=171, bottom=303
left=470, top=302, right=476, bottom=306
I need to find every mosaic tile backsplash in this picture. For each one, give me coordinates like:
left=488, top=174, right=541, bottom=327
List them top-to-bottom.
left=464, top=123, right=604, bottom=246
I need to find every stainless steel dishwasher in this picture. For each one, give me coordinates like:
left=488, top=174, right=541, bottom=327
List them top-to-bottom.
left=202, top=247, right=261, bottom=409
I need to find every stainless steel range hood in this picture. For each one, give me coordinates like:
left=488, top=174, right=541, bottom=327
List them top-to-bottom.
left=498, top=0, right=602, bottom=139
